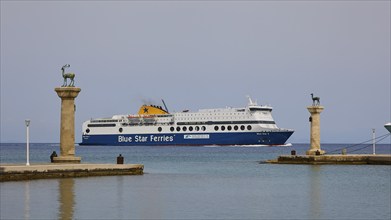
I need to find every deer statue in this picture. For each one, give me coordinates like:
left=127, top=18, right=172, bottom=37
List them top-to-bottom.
left=61, top=64, right=75, bottom=87
left=311, top=93, right=320, bottom=106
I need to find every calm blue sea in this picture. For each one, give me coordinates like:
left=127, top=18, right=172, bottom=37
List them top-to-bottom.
left=1, top=143, right=390, bottom=220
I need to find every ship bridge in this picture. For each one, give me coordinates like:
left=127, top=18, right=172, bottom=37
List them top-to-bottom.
left=247, top=96, right=272, bottom=112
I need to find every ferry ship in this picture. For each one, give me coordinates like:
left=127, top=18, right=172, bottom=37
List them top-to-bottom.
left=80, top=97, right=294, bottom=146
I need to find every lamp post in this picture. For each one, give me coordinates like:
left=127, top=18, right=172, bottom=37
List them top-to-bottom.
left=25, top=119, right=30, bottom=166
left=372, top=128, right=376, bottom=155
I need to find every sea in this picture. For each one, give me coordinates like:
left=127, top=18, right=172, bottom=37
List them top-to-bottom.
left=1, top=143, right=390, bottom=220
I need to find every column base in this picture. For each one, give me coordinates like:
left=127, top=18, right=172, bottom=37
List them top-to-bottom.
left=306, top=149, right=326, bottom=156
left=52, top=156, right=81, bottom=164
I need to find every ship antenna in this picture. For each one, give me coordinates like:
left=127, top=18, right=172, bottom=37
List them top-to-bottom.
left=247, top=95, right=254, bottom=105
left=247, top=95, right=258, bottom=106
left=161, top=99, right=169, bottom=113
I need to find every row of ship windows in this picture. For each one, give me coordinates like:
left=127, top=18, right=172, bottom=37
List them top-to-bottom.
left=179, top=112, right=245, bottom=117
left=175, top=117, right=253, bottom=121
left=90, top=119, right=120, bottom=123
left=85, top=125, right=253, bottom=134
left=159, top=125, right=252, bottom=132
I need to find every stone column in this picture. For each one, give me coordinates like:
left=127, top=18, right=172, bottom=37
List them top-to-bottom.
left=53, top=87, right=81, bottom=163
left=307, top=106, right=325, bottom=155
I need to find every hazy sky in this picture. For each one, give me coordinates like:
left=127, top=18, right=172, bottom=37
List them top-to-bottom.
left=1, top=1, right=390, bottom=144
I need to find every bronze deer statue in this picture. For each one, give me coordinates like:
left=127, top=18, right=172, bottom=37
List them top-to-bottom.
left=61, top=64, right=75, bottom=87
left=311, top=93, right=320, bottom=106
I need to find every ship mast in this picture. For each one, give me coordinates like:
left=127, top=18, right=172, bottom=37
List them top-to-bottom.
left=247, top=96, right=257, bottom=106
left=161, top=99, right=169, bottom=113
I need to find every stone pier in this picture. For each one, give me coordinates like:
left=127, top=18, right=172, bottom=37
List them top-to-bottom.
left=54, top=87, right=81, bottom=163
left=306, top=106, right=325, bottom=155
left=0, top=164, right=144, bottom=182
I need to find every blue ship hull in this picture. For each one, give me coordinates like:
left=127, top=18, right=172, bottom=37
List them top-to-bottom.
left=80, top=131, right=294, bottom=146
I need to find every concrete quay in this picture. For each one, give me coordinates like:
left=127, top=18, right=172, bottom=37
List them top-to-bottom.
left=267, top=154, right=391, bottom=165
left=0, top=163, right=144, bottom=182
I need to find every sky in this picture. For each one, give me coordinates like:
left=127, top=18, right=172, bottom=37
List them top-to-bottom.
left=1, top=1, right=390, bottom=144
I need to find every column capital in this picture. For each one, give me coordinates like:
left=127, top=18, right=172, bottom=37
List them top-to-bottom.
left=55, top=87, right=81, bottom=99
left=307, top=106, right=324, bottom=114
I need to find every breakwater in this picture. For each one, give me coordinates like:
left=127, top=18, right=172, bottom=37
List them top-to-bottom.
left=268, top=154, right=391, bottom=165
left=0, top=163, right=144, bottom=182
